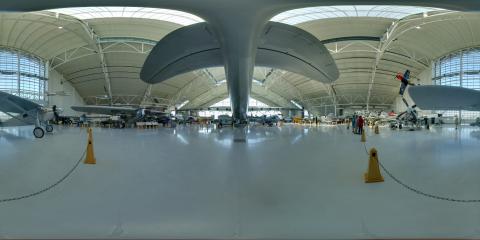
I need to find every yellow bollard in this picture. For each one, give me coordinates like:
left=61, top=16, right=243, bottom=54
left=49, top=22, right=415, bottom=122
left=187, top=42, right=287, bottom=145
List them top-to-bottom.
left=374, top=124, right=380, bottom=134
left=84, top=128, right=96, bottom=164
left=361, top=130, right=366, bottom=142
left=364, top=148, right=384, bottom=183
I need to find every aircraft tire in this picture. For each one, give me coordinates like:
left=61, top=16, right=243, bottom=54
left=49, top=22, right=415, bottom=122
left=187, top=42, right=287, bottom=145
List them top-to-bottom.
left=46, top=125, right=54, bottom=132
left=33, top=127, right=45, bottom=138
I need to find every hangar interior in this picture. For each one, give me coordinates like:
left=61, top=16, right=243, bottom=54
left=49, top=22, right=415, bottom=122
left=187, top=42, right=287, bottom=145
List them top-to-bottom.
left=1, top=3, right=480, bottom=239
left=1, top=6, right=480, bottom=119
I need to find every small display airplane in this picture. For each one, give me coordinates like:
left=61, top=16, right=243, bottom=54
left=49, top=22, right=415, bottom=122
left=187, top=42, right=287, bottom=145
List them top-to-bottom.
left=396, top=69, right=414, bottom=96
left=395, top=70, right=420, bottom=128
left=0, top=91, right=57, bottom=138
left=71, top=105, right=169, bottom=124
left=388, top=111, right=397, bottom=117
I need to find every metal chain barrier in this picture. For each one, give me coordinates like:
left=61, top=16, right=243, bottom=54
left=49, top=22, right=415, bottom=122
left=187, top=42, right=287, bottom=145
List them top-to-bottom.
left=362, top=142, right=480, bottom=203
left=363, top=143, right=369, bottom=156
left=0, top=149, right=86, bottom=203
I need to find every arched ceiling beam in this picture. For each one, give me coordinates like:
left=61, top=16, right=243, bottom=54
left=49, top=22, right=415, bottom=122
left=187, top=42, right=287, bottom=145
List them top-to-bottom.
left=366, top=11, right=465, bottom=110
left=76, top=19, right=113, bottom=104
left=320, top=36, right=381, bottom=44
left=48, top=39, right=157, bottom=104
left=49, top=39, right=153, bottom=70
left=335, top=56, right=423, bottom=70
left=263, top=70, right=306, bottom=103
left=169, top=71, right=211, bottom=107
left=188, top=86, right=227, bottom=108
left=252, top=86, right=293, bottom=107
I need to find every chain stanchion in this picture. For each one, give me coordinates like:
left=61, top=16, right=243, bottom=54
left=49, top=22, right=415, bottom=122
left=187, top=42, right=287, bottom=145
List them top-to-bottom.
left=361, top=142, right=480, bottom=203
left=0, top=150, right=86, bottom=203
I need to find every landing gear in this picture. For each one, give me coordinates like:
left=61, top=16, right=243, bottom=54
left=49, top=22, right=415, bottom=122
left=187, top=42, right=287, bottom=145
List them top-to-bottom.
left=46, top=125, right=54, bottom=133
left=33, top=127, right=45, bottom=138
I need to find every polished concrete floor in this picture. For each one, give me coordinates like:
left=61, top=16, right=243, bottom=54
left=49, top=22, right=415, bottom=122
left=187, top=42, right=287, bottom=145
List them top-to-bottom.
left=1, top=124, right=480, bottom=239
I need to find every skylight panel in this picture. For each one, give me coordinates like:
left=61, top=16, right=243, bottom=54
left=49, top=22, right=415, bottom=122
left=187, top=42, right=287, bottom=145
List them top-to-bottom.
left=271, top=5, right=444, bottom=25
left=49, top=7, right=204, bottom=26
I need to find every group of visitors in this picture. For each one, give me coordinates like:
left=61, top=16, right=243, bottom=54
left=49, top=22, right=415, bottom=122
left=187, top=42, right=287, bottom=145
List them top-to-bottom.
left=351, top=114, right=364, bottom=135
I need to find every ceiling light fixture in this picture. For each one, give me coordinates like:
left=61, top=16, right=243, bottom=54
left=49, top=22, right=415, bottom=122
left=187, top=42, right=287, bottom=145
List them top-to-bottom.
left=177, top=100, right=190, bottom=110
left=290, top=100, right=303, bottom=109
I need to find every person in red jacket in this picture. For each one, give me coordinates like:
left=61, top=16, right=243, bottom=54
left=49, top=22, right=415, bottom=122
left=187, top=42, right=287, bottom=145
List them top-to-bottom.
left=357, top=115, right=364, bottom=135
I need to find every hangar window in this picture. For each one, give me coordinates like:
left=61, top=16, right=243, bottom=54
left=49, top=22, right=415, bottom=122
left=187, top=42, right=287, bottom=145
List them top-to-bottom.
left=271, top=5, right=443, bottom=25
left=49, top=7, right=204, bottom=26
left=0, top=48, right=47, bottom=103
left=432, top=48, right=480, bottom=120
left=199, top=98, right=281, bottom=118
left=210, top=98, right=270, bottom=108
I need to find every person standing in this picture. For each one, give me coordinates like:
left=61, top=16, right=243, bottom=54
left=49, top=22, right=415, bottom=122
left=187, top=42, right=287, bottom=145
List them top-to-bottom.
left=351, top=114, right=356, bottom=133
left=354, top=115, right=360, bottom=134
left=358, top=115, right=364, bottom=135
left=454, top=115, right=459, bottom=130
left=424, top=117, right=430, bottom=130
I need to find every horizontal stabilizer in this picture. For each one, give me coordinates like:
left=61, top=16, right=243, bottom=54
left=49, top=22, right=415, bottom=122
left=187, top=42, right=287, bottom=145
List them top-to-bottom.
left=141, top=22, right=339, bottom=84
left=257, top=22, right=338, bottom=82
left=140, top=23, right=221, bottom=84
left=408, top=85, right=480, bottom=111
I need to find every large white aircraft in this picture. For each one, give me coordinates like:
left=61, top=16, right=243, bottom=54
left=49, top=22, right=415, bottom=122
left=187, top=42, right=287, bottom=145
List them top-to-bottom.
left=408, top=85, right=480, bottom=111
left=0, top=91, right=56, bottom=138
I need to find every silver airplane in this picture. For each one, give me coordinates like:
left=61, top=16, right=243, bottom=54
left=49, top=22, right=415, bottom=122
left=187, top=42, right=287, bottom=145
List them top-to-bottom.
left=0, top=91, right=57, bottom=138
left=71, top=105, right=168, bottom=123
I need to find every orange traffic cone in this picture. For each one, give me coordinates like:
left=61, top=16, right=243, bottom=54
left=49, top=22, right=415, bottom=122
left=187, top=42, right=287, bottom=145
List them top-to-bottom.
left=84, top=128, right=96, bottom=164
left=364, top=148, right=384, bottom=183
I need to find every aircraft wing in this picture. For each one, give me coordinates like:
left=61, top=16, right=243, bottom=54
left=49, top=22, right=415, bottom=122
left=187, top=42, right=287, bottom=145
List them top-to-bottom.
left=141, top=21, right=339, bottom=84
left=140, top=22, right=221, bottom=84
left=256, top=22, right=339, bottom=83
left=408, top=85, right=480, bottom=111
left=0, top=91, right=41, bottom=114
left=71, top=105, right=138, bottom=115
left=145, top=109, right=168, bottom=116
left=0, top=118, right=32, bottom=127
